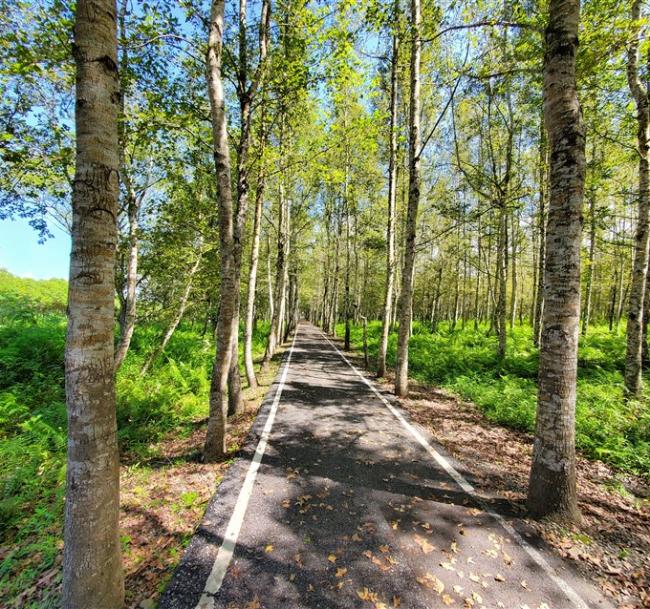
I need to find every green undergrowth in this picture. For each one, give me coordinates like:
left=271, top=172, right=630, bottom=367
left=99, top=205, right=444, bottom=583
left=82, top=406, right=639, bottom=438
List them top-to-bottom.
left=0, top=271, right=269, bottom=606
left=337, top=320, right=650, bottom=477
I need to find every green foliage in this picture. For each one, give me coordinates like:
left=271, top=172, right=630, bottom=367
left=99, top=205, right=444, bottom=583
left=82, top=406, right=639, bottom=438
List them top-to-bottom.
left=0, top=269, right=67, bottom=323
left=0, top=272, right=270, bottom=605
left=340, top=320, right=650, bottom=476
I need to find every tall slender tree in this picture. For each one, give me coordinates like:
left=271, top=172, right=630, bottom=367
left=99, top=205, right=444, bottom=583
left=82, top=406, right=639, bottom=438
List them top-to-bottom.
left=63, top=0, right=124, bottom=606
left=205, top=0, right=237, bottom=460
left=230, top=0, right=271, bottom=408
left=394, top=0, right=421, bottom=396
left=527, top=0, right=586, bottom=522
left=624, top=0, right=650, bottom=398
left=378, top=2, right=399, bottom=378
left=243, top=122, right=268, bottom=389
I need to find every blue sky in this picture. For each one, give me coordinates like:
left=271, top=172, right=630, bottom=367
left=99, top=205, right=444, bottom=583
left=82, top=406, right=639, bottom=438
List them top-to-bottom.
left=0, top=219, right=70, bottom=280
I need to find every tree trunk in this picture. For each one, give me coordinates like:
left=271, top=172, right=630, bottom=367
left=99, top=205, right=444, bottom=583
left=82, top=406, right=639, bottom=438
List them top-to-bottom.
left=205, top=0, right=237, bottom=461
left=237, top=0, right=270, bottom=391
left=394, top=0, right=421, bottom=397
left=527, top=0, right=585, bottom=522
left=625, top=0, right=650, bottom=397
left=63, top=1, right=124, bottom=607
left=113, top=1, right=139, bottom=373
left=378, top=15, right=399, bottom=377
left=534, top=117, right=547, bottom=346
left=263, top=152, right=289, bottom=365
left=244, top=163, right=265, bottom=389
left=343, top=165, right=352, bottom=350
left=582, top=189, right=596, bottom=336
left=114, top=192, right=138, bottom=371
left=496, top=204, right=507, bottom=358
left=330, top=212, right=341, bottom=335
left=509, top=212, right=518, bottom=329
left=474, top=216, right=482, bottom=330
left=266, top=232, right=274, bottom=323
left=140, top=247, right=203, bottom=375
left=617, top=254, right=627, bottom=331
left=641, top=259, right=650, bottom=370
left=431, top=266, right=442, bottom=332
left=285, top=269, right=299, bottom=342
left=228, top=317, right=244, bottom=416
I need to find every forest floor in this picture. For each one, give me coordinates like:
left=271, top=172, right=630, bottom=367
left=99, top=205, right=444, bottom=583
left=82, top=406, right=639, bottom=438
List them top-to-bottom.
left=339, top=347, right=650, bottom=609
left=120, top=356, right=281, bottom=609
left=8, top=357, right=281, bottom=609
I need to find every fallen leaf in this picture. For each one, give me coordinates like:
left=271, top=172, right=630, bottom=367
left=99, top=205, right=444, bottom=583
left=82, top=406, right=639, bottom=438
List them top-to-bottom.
left=415, top=535, right=435, bottom=554
left=264, top=544, right=273, bottom=553
left=335, top=567, right=347, bottom=578
left=416, top=573, right=445, bottom=594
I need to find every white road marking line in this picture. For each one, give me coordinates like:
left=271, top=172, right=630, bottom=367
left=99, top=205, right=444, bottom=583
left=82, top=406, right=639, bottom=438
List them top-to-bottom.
left=195, top=329, right=300, bottom=609
left=319, top=330, right=593, bottom=609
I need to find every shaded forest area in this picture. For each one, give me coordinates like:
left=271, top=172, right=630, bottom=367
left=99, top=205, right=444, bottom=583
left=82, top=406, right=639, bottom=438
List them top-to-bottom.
left=1, top=0, right=649, bottom=607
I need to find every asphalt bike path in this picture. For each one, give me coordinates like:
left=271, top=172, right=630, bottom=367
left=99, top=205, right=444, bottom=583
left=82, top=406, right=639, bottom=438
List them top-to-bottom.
left=159, top=322, right=613, bottom=609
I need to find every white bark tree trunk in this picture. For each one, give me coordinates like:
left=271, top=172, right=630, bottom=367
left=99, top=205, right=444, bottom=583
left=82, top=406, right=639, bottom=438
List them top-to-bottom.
left=394, top=0, right=421, bottom=397
left=63, top=1, right=124, bottom=606
left=378, top=16, right=399, bottom=378
left=244, top=168, right=265, bottom=389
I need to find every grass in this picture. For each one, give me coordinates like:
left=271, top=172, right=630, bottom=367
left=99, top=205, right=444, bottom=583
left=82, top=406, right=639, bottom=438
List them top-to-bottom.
left=0, top=271, right=271, bottom=606
left=337, top=320, right=650, bottom=476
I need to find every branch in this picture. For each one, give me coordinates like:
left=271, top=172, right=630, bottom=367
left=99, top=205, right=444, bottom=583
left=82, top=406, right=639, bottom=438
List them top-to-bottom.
left=420, top=20, right=536, bottom=45
left=418, top=45, right=469, bottom=157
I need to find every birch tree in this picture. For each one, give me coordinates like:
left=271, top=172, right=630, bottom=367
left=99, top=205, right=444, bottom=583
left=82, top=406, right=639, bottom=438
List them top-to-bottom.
left=394, top=0, right=421, bottom=396
left=378, top=2, right=400, bottom=378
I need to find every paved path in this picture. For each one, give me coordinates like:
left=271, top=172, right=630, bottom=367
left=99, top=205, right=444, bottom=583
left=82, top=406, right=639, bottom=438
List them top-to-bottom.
left=160, top=323, right=613, bottom=609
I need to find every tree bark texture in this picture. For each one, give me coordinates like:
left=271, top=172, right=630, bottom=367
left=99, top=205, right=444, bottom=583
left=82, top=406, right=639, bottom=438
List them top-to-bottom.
left=205, top=0, right=237, bottom=461
left=527, top=0, right=585, bottom=522
left=63, top=1, right=124, bottom=607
